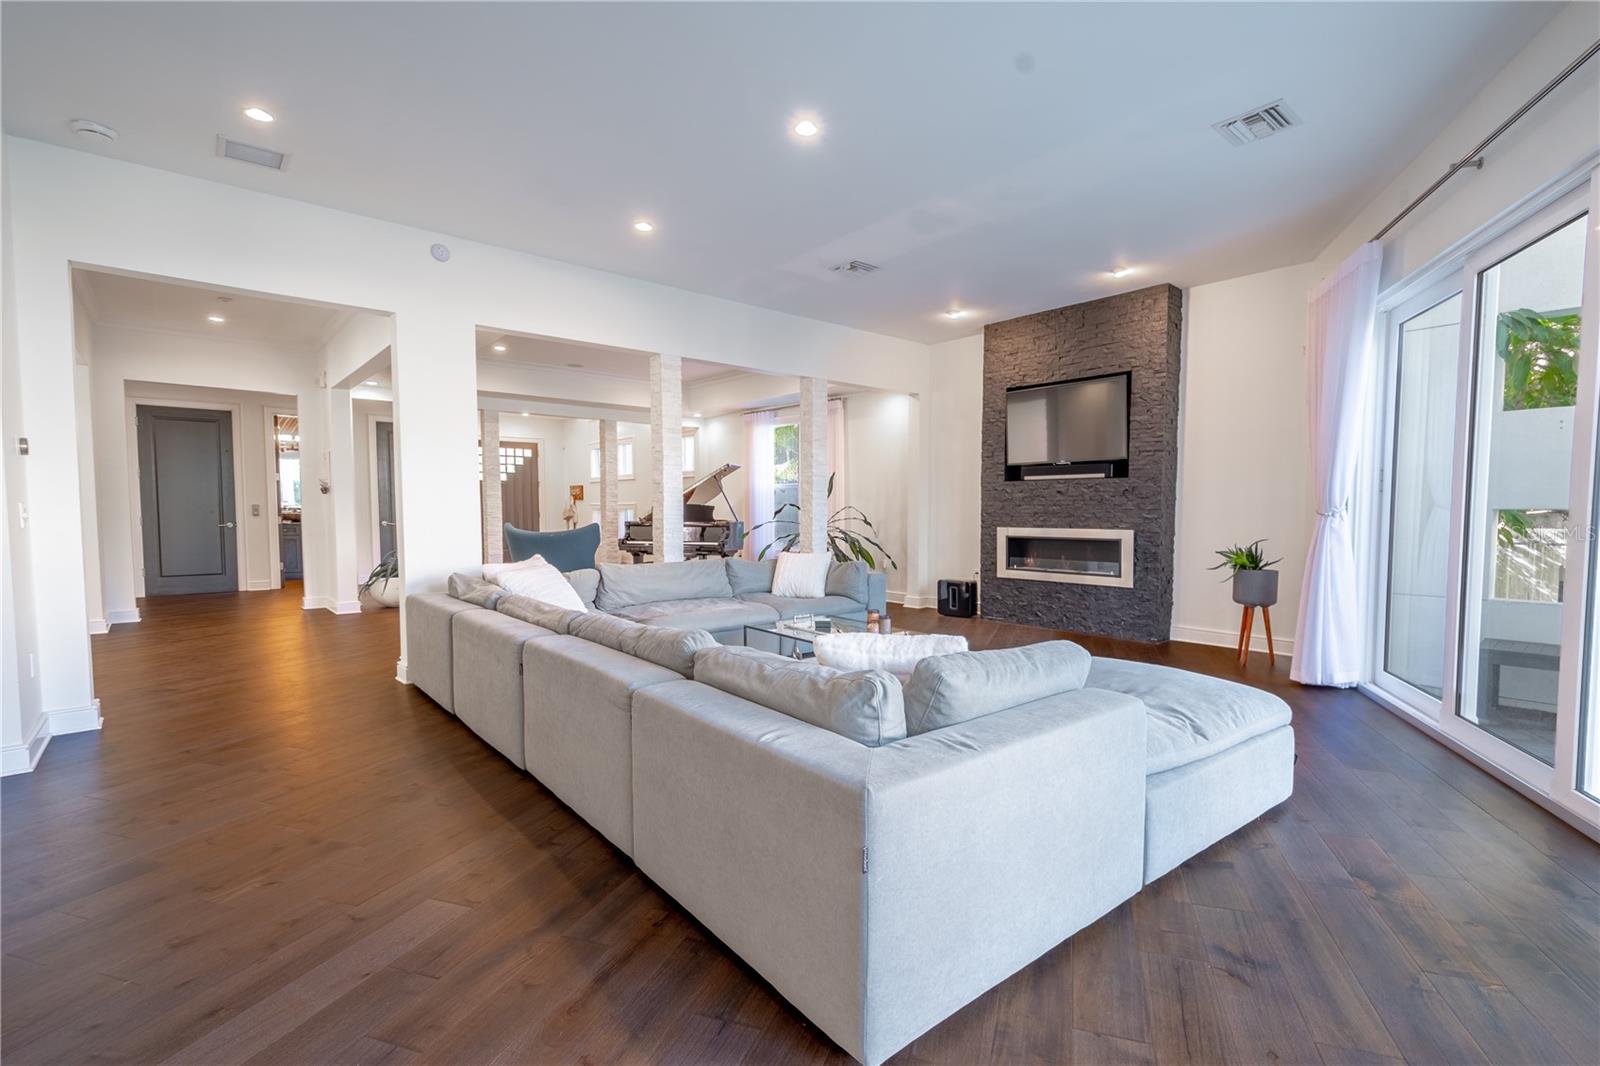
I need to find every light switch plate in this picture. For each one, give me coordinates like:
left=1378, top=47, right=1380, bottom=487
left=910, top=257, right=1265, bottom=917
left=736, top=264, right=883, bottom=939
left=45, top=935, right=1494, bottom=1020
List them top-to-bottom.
left=251, top=503, right=261, bottom=517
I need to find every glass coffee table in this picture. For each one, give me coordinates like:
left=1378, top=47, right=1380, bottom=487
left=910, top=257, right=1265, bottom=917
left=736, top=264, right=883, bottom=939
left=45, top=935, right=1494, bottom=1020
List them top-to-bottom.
left=743, top=615, right=907, bottom=659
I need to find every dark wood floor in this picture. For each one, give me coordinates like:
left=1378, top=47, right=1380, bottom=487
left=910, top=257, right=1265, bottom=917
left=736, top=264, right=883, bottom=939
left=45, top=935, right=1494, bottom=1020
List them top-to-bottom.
left=4, top=588, right=1597, bottom=1065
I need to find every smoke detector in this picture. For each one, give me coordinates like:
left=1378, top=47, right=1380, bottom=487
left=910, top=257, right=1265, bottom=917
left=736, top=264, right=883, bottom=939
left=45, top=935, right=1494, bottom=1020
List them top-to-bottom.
left=1212, top=100, right=1301, bottom=146
left=69, top=119, right=118, bottom=143
left=215, top=135, right=287, bottom=170
left=832, top=260, right=880, bottom=277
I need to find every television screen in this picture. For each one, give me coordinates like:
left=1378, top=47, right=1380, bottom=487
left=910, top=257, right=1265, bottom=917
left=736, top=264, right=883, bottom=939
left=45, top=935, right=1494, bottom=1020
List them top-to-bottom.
left=1005, top=372, right=1129, bottom=467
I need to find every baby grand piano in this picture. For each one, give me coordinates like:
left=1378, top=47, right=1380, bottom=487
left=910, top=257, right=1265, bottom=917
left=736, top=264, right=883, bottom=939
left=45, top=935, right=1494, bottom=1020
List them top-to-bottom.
left=619, top=462, right=746, bottom=563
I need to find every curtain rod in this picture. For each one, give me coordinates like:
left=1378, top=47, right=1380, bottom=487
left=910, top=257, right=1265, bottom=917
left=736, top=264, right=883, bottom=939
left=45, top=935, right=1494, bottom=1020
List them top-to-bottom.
left=1372, top=37, right=1600, bottom=244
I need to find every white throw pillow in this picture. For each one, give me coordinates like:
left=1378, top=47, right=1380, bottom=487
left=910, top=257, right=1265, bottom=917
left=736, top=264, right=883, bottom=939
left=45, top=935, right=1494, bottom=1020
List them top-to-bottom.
left=771, top=551, right=832, bottom=598
left=484, top=555, right=587, bottom=612
left=814, top=633, right=968, bottom=683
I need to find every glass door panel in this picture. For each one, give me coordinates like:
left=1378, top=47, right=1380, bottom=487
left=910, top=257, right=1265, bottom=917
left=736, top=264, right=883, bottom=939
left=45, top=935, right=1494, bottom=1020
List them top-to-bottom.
left=1458, top=213, right=1588, bottom=767
left=1384, top=293, right=1462, bottom=699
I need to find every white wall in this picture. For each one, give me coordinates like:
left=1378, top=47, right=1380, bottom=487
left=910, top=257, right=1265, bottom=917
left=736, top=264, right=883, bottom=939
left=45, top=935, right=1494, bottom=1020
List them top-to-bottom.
left=1173, top=263, right=1318, bottom=654
left=86, top=323, right=311, bottom=617
left=923, top=335, right=983, bottom=605
left=353, top=398, right=394, bottom=582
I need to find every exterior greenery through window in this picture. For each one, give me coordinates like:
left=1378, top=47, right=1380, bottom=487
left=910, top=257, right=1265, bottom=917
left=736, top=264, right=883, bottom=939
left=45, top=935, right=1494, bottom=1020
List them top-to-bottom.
left=1492, top=306, right=1580, bottom=602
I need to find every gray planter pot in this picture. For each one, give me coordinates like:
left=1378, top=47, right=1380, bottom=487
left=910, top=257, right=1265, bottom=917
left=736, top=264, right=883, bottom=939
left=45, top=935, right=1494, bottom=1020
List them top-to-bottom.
left=1231, top=569, right=1279, bottom=607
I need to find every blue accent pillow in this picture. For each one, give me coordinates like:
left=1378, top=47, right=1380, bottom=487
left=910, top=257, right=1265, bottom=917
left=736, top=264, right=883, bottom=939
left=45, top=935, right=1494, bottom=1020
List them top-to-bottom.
left=504, top=522, right=601, bottom=573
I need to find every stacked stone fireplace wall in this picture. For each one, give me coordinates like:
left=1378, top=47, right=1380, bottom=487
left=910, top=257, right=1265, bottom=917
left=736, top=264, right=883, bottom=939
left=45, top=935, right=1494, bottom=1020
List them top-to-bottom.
left=981, top=284, right=1182, bottom=642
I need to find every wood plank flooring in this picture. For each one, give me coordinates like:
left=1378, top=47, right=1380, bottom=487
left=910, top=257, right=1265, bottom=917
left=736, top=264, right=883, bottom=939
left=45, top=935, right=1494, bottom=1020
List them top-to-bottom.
left=4, top=587, right=1597, bottom=1064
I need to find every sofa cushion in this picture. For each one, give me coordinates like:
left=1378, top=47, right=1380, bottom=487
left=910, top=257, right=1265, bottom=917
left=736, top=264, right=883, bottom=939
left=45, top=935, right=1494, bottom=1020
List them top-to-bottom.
left=504, top=521, right=600, bottom=571
left=772, top=551, right=832, bottom=597
left=485, top=555, right=588, bottom=612
left=726, top=557, right=776, bottom=595
left=596, top=559, right=733, bottom=610
left=825, top=560, right=870, bottom=605
left=565, top=568, right=600, bottom=609
left=447, top=572, right=503, bottom=609
left=734, top=592, right=866, bottom=621
left=497, top=594, right=582, bottom=634
left=608, top=597, right=779, bottom=634
left=563, top=609, right=718, bottom=675
left=567, top=611, right=646, bottom=657
left=814, top=633, right=968, bottom=682
left=903, top=640, right=1092, bottom=735
left=692, top=646, right=906, bottom=747
left=1086, top=658, right=1292, bottom=774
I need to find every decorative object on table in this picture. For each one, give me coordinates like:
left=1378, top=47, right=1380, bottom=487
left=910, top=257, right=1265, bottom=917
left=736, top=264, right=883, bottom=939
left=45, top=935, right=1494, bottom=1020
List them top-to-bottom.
left=750, top=473, right=897, bottom=570
left=562, top=491, right=579, bottom=530
left=504, top=521, right=600, bottom=571
left=1208, top=539, right=1282, bottom=666
left=360, top=551, right=399, bottom=607
left=866, top=610, right=881, bottom=633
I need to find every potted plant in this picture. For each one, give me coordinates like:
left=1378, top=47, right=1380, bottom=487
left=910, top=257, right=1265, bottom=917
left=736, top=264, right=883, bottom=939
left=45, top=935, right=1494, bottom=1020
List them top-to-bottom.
left=748, top=474, right=898, bottom=570
left=1209, top=539, right=1281, bottom=607
left=360, top=552, right=400, bottom=607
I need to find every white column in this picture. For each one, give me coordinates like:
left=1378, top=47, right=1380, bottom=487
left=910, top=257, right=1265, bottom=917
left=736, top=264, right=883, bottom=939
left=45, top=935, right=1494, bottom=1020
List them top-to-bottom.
left=391, top=311, right=480, bottom=682
left=649, top=354, right=685, bottom=563
left=798, top=376, right=829, bottom=554
left=326, top=386, right=361, bottom=610
left=480, top=408, right=502, bottom=563
left=599, top=418, right=620, bottom=562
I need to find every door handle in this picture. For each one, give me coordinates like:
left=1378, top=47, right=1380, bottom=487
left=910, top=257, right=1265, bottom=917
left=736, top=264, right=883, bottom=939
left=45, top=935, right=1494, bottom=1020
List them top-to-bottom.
left=381, top=520, right=395, bottom=527
left=219, top=522, right=236, bottom=528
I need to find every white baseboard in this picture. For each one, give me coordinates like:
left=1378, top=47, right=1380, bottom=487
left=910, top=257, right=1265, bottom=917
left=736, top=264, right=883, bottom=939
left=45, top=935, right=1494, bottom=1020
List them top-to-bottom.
left=247, top=579, right=273, bottom=591
left=888, top=592, right=938, bottom=609
left=304, top=596, right=363, bottom=615
left=107, top=608, right=141, bottom=626
left=88, top=618, right=110, bottom=635
left=1170, top=622, right=1294, bottom=658
left=395, top=657, right=410, bottom=684
left=49, top=699, right=104, bottom=735
left=1, top=716, right=50, bottom=776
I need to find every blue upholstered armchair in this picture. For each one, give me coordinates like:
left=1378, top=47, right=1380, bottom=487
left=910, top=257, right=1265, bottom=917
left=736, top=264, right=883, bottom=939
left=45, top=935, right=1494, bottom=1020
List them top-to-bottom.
left=503, top=522, right=601, bottom=572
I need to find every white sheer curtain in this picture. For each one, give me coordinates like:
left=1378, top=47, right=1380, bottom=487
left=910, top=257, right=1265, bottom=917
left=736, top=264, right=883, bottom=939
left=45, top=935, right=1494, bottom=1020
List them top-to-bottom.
left=1292, top=242, right=1382, bottom=687
left=827, top=398, right=849, bottom=519
left=744, top=410, right=776, bottom=560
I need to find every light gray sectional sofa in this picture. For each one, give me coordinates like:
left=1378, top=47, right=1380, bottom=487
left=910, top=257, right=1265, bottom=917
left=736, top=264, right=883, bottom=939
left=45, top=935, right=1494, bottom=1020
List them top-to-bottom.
left=403, top=556, right=1293, bottom=1066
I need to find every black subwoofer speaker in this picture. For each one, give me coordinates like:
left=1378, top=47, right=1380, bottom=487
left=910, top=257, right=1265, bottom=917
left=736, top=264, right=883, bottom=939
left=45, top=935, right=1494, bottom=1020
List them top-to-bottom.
left=937, top=579, right=978, bottom=618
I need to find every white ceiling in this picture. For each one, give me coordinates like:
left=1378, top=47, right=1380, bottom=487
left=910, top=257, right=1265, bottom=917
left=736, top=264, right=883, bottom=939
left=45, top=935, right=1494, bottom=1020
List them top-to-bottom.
left=9, top=3, right=1561, bottom=343
left=75, top=267, right=349, bottom=347
left=476, top=331, right=730, bottom=383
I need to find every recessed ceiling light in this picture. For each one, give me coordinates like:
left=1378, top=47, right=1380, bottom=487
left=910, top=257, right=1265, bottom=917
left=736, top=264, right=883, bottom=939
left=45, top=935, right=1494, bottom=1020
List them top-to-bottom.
left=243, top=106, right=275, bottom=123
left=793, top=118, right=820, bottom=138
left=633, top=219, right=655, bottom=233
left=1108, top=266, right=1135, bottom=279
left=944, top=308, right=969, bottom=319
left=207, top=314, right=226, bottom=324
left=492, top=343, right=507, bottom=352
left=364, top=379, right=378, bottom=385
left=520, top=411, right=531, bottom=416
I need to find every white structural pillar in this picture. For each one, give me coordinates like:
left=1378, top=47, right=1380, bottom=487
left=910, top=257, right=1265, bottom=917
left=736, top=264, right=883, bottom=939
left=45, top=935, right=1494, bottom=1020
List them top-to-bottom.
left=392, top=311, right=481, bottom=682
left=649, top=353, right=685, bottom=562
left=797, top=376, right=829, bottom=554
left=326, top=385, right=361, bottom=611
left=480, top=408, right=502, bottom=564
left=599, top=418, right=620, bottom=562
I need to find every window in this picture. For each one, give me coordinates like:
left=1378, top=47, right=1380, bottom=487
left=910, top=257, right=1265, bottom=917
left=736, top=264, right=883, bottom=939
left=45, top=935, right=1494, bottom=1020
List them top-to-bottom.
left=772, top=422, right=799, bottom=543
left=682, top=429, right=697, bottom=475
left=590, top=439, right=634, bottom=480
left=479, top=444, right=535, bottom=482
left=618, top=505, right=636, bottom=539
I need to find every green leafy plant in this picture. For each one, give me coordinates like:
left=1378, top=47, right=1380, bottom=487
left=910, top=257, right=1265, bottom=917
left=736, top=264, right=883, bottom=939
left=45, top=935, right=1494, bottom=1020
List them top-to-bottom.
left=1498, top=307, right=1579, bottom=411
left=749, top=473, right=898, bottom=570
left=1207, top=539, right=1280, bottom=580
left=360, top=551, right=398, bottom=594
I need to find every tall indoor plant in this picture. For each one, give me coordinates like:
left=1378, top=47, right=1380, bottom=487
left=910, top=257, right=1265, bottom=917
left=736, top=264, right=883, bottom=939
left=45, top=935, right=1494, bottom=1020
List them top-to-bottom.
left=749, top=473, right=897, bottom=570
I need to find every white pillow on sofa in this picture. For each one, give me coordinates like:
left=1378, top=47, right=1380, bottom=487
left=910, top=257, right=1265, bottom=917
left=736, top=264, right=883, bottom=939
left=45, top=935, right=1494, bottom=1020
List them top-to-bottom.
left=771, top=551, right=832, bottom=598
left=484, top=555, right=587, bottom=612
left=814, top=633, right=968, bottom=683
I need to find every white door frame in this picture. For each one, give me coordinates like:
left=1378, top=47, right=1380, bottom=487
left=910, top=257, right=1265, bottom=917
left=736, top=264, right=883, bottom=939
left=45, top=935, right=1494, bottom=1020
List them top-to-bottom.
left=263, top=405, right=295, bottom=589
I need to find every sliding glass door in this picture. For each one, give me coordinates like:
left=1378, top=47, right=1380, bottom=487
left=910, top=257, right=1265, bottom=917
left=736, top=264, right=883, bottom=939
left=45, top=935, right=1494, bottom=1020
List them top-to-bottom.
left=1375, top=174, right=1600, bottom=825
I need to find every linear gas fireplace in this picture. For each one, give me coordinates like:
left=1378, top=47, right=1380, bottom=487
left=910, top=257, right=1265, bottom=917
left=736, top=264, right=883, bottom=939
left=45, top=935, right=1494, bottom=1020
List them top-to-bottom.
left=995, top=527, right=1135, bottom=588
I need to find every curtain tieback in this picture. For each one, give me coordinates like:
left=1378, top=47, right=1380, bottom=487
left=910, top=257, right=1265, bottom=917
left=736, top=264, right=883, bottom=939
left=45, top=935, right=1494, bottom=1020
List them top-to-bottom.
left=1316, top=503, right=1350, bottom=519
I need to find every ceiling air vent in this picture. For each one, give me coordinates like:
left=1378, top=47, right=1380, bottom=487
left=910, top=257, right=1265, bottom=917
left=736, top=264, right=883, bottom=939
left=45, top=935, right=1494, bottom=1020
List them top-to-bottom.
left=1212, top=100, right=1301, bottom=147
left=215, top=135, right=288, bottom=171
left=831, top=260, right=879, bottom=276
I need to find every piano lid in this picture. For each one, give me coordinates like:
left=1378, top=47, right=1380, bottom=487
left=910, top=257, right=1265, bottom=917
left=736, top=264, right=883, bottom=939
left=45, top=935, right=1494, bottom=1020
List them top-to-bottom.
left=684, top=462, right=740, bottom=506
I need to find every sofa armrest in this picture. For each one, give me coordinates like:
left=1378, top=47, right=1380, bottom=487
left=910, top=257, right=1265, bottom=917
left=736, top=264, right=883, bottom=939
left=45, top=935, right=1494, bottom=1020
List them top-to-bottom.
left=866, top=570, right=888, bottom=615
left=630, top=681, right=1146, bottom=1066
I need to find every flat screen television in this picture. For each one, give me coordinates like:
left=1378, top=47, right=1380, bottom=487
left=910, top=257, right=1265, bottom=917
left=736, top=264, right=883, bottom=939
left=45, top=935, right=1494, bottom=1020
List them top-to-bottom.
left=1004, top=371, right=1129, bottom=479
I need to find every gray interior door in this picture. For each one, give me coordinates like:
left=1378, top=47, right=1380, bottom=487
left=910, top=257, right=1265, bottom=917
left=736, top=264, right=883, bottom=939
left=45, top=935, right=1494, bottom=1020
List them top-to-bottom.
left=136, top=405, right=238, bottom=595
left=376, top=420, right=397, bottom=560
